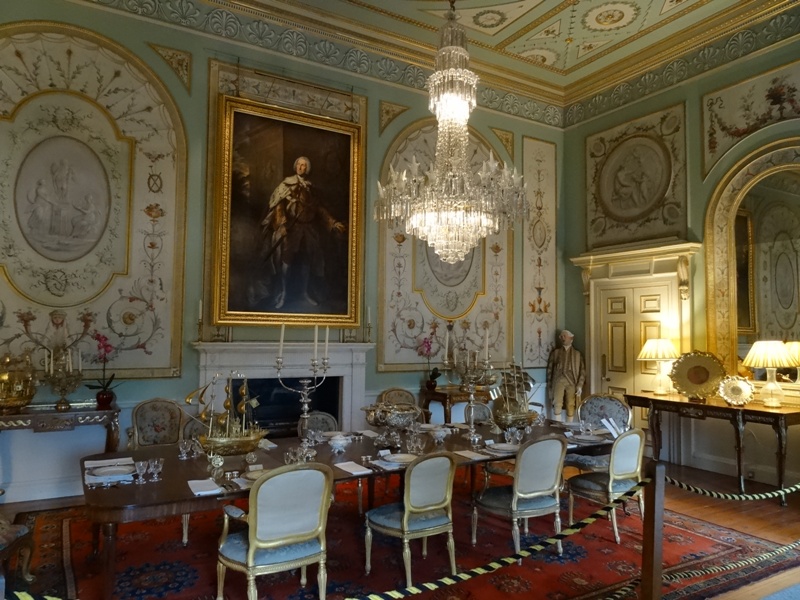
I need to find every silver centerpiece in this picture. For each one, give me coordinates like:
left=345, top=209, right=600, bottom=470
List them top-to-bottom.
left=362, top=397, right=421, bottom=448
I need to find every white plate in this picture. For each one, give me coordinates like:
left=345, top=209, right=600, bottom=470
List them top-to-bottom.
left=573, top=434, right=605, bottom=443
left=487, top=443, right=519, bottom=453
left=384, top=453, right=417, bottom=464
left=89, top=465, right=135, bottom=477
left=244, top=469, right=270, bottom=481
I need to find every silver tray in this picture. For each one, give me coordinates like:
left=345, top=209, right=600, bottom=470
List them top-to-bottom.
left=669, top=351, right=726, bottom=400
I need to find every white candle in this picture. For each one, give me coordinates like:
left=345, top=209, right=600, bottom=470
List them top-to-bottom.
left=198, top=299, right=203, bottom=318
left=367, top=307, right=371, bottom=325
left=278, top=324, right=285, bottom=357
left=313, top=325, right=319, bottom=360
left=324, top=326, right=329, bottom=358
left=484, top=328, right=490, bottom=361
left=444, top=330, right=449, bottom=359
left=453, top=349, right=458, bottom=369
left=49, top=350, right=53, bottom=375
left=67, top=350, right=73, bottom=372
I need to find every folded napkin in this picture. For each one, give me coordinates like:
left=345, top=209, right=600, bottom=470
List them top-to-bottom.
left=449, top=423, right=470, bottom=430
left=592, top=427, right=612, bottom=436
left=359, top=430, right=379, bottom=438
left=258, top=439, right=278, bottom=450
left=567, top=444, right=578, bottom=450
left=454, top=450, right=485, bottom=460
left=84, top=457, right=136, bottom=485
left=85, top=457, right=134, bottom=469
left=370, top=459, right=405, bottom=471
left=335, top=461, right=373, bottom=476
left=188, top=478, right=223, bottom=496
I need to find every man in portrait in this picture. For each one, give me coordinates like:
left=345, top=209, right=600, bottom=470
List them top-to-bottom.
left=261, top=156, right=346, bottom=309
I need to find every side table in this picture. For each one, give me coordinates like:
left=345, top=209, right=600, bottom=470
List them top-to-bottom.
left=421, top=385, right=500, bottom=423
left=0, top=403, right=120, bottom=452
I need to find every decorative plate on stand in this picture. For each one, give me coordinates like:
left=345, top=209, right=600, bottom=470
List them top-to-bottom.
left=669, top=351, right=727, bottom=400
left=718, top=376, right=754, bottom=406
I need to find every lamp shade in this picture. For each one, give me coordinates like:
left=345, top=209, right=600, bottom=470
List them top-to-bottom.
left=637, top=338, right=679, bottom=361
left=741, top=341, right=794, bottom=369
left=785, top=341, right=800, bottom=366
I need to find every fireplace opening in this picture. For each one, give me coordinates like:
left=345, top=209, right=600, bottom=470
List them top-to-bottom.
left=242, top=377, right=341, bottom=438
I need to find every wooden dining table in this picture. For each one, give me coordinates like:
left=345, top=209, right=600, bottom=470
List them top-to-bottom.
left=81, top=421, right=610, bottom=599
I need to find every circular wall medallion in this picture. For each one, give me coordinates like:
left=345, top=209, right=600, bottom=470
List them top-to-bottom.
left=597, top=135, right=671, bottom=223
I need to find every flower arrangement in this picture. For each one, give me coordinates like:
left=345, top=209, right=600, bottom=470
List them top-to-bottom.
left=85, top=331, right=120, bottom=392
left=417, top=336, right=441, bottom=382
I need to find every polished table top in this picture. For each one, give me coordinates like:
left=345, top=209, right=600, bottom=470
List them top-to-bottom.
left=81, top=422, right=611, bottom=520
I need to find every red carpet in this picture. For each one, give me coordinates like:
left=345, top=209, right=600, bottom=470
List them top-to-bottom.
left=14, top=477, right=800, bottom=599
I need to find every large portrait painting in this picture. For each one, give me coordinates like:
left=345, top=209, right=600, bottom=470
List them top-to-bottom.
left=212, top=96, right=363, bottom=326
left=586, top=104, right=686, bottom=250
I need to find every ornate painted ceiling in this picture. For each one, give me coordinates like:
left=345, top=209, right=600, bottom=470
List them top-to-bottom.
left=228, top=0, right=794, bottom=102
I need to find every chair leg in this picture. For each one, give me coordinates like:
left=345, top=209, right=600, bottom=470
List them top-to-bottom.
left=357, top=478, right=363, bottom=515
left=568, top=492, right=574, bottom=526
left=638, top=494, right=645, bottom=521
left=471, top=506, right=478, bottom=546
left=610, top=507, right=621, bottom=544
left=554, top=512, right=563, bottom=555
left=181, top=513, right=190, bottom=546
left=524, top=517, right=529, bottom=535
left=512, top=518, right=522, bottom=565
left=364, top=523, right=372, bottom=575
left=446, top=531, right=456, bottom=576
left=422, top=536, right=428, bottom=558
left=18, top=539, right=35, bottom=583
left=402, top=539, right=413, bottom=588
left=318, top=559, right=327, bottom=600
left=216, top=561, right=226, bottom=600
left=300, top=565, right=307, bottom=587
left=246, top=573, right=257, bottom=600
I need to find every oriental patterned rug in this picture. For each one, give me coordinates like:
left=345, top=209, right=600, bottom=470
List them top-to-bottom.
left=13, top=478, right=800, bottom=600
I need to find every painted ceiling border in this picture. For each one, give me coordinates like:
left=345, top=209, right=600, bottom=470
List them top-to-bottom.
left=75, top=0, right=800, bottom=129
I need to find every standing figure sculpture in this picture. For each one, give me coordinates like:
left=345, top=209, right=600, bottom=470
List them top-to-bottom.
left=261, top=156, right=346, bottom=310
left=546, top=330, right=586, bottom=421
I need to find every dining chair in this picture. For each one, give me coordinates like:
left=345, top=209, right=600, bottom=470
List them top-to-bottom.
left=564, top=394, right=632, bottom=473
left=130, top=398, right=192, bottom=544
left=130, top=398, right=185, bottom=448
left=297, top=410, right=338, bottom=436
left=567, top=428, right=645, bottom=544
left=472, top=435, right=567, bottom=557
left=364, top=452, right=457, bottom=588
left=216, top=462, right=334, bottom=600
left=0, top=490, right=35, bottom=599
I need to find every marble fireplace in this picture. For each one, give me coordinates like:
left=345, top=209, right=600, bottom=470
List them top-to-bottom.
left=193, top=342, right=373, bottom=432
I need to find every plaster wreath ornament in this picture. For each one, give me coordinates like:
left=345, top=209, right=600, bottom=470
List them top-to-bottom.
left=86, top=331, right=120, bottom=408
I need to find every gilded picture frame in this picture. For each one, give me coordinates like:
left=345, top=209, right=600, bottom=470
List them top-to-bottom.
left=212, top=96, right=363, bottom=326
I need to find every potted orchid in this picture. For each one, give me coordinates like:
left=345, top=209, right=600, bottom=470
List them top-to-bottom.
left=86, top=331, right=120, bottom=408
left=417, top=336, right=441, bottom=390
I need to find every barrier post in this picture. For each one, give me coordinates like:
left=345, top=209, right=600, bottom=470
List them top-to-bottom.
left=642, top=460, right=665, bottom=598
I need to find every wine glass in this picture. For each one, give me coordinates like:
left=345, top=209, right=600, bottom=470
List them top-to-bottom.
left=178, top=439, right=192, bottom=460
left=148, top=457, right=164, bottom=481
left=134, top=460, right=148, bottom=484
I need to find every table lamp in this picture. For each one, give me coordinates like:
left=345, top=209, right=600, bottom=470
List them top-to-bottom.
left=637, top=338, right=679, bottom=395
left=741, top=341, right=794, bottom=408
left=785, top=341, right=800, bottom=384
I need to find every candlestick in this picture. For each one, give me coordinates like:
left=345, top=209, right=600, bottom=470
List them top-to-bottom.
left=278, top=324, right=285, bottom=357
left=313, top=325, right=318, bottom=360
left=324, top=326, right=329, bottom=358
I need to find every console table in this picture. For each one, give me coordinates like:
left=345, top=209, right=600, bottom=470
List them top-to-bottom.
left=421, top=385, right=501, bottom=423
left=625, top=392, right=800, bottom=505
left=0, top=403, right=120, bottom=452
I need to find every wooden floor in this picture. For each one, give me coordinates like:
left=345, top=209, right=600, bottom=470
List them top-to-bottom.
left=2, top=462, right=799, bottom=598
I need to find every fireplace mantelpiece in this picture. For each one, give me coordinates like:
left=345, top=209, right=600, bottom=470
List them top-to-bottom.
left=193, top=342, right=373, bottom=431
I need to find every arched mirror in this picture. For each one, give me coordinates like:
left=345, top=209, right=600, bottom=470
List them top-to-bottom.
left=706, top=138, right=800, bottom=393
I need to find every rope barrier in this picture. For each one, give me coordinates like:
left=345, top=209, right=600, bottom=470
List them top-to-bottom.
left=665, top=476, right=800, bottom=502
left=345, top=480, right=650, bottom=600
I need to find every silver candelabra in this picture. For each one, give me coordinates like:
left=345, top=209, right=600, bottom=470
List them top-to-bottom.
left=442, top=346, right=492, bottom=444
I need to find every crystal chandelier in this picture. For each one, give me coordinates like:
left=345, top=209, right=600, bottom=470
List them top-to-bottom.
left=374, top=0, right=528, bottom=264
